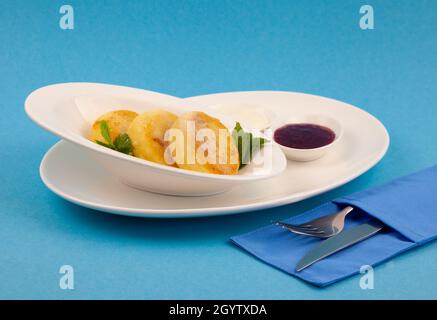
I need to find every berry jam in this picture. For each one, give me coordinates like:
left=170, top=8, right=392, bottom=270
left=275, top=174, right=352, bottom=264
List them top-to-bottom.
left=274, top=123, right=336, bottom=149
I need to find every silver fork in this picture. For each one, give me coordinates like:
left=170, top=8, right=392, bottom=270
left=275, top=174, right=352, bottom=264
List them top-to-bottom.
left=275, top=206, right=354, bottom=238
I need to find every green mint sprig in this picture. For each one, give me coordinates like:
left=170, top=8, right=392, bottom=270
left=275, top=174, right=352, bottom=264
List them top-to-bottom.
left=95, top=120, right=133, bottom=155
left=232, top=122, right=268, bottom=169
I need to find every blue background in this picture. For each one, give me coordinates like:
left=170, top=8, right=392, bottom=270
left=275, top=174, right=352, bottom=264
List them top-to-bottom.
left=1, top=0, right=436, bottom=299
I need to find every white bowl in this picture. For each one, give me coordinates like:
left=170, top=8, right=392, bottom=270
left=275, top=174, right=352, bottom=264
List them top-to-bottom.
left=25, top=83, right=287, bottom=196
left=272, top=114, right=343, bottom=162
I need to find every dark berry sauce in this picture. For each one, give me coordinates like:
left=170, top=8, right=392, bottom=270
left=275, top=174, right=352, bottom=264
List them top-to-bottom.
left=274, top=123, right=336, bottom=149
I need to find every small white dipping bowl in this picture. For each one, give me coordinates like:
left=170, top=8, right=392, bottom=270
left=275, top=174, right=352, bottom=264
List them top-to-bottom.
left=272, top=114, right=343, bottom=162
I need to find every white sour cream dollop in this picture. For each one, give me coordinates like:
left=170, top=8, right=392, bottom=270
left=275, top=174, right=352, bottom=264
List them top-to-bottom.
left=212, top=104, right=272, bottom=131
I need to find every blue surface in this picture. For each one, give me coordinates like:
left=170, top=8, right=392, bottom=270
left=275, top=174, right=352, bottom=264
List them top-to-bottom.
left=1, top=0, right=436, bottom=299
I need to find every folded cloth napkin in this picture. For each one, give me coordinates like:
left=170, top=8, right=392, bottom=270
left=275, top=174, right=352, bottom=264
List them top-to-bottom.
left=231, top=165, right=437, bottom=287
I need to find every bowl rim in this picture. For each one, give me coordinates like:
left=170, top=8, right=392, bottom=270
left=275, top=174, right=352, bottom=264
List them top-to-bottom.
left=25, top=82, right=287, bottom=182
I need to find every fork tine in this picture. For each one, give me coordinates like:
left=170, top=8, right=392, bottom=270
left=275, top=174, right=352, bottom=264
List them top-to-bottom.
left=274, top=222, right=330, bottom=237
left=275, top=222, right=319, bottom=231
left=276, top=224, right=325, bottom=235
left=282, top=226, right=326, bottom=235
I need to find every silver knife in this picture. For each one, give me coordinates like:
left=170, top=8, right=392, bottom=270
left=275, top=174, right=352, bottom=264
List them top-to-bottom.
left=295, top=219, right=384, bottom=272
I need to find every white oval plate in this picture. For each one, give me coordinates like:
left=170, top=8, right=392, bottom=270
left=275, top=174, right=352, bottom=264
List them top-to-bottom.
left=39, top=91, right=389, bottom=218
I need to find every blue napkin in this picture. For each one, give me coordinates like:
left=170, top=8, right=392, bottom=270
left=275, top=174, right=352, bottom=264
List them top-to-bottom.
left=231, top=165, right=437, bottom=287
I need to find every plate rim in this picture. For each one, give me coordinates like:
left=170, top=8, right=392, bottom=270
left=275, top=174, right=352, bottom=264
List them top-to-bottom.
left=39, top=90, right=390, bottom=218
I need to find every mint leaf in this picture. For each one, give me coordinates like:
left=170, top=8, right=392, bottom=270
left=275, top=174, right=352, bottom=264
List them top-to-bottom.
left=99, top=120, right=113, bottom=147
left=96, top=121, right=132, bottom=155
left=232, top=122, right=268, bottom=169
left=233, top=122, right=243, bottom=134
left=113, top=133, right=133, bottom=155
left=95, top=140, right=115, bottom=150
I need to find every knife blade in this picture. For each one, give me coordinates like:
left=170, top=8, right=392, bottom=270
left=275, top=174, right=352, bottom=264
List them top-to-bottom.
left=295, top=219, right=384, bottom=272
